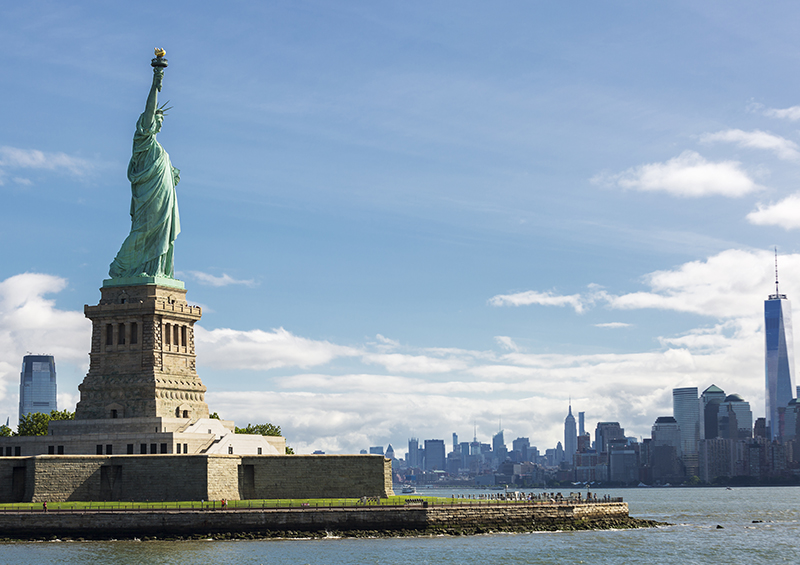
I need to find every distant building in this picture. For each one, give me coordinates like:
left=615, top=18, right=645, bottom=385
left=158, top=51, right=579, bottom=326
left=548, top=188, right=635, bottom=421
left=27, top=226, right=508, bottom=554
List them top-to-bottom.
left=765, top=255, right=796, bottom=440
left=19, top=355, right=57, bottom=421
left=700, top=384, right=726, bottom=439
left=672, top=387, right=699, bottom=455
left=673, top=387, right=699, bottom=476
left=717, top=394, right=753, bottom=440
left=780, top=399, right=800, bottom=441
left=564, top=404, right=577, bottom=467
left=578, top=411, right=585, bottom=436
left=651, top=416, right=684, bottom=482
left=652, top=416, right=682, bottom=457
left=754, top=417, right=767, bottom=439
left=595, top=422, right=624, bottom=454
left=492, top=430, right=507, bottom=462
left=512, top=437, right=530, bottom=462
left=407, top=438, right=419, bottom=468
left=423, top=439, right=446, bottom=471
left=609, top=440, right=639, bottom=484
left=385, top=444, right=395, bottom=459
left=369, top=446, right=384, bottom=455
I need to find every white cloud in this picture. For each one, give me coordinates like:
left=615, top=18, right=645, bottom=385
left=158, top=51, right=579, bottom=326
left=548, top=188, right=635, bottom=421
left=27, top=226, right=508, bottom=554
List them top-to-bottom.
left=763, top=105, right=800, bottom=121
left=700, top=129, right=800, bottom=161
left=0, top=146, right=93, bottom=178
left=593, top=150, right=761, bottom=197
left=747, top=194, right=800, bottom=230
left=490, top=249, right=774, bottom=320
left=605, top=249, right=773, bottom=319
left=0, top=251, right=786, bottom=454
left=187, top=271, right=257, bottom=287
left=0, top=274, right=90, bottom=414
left=488, top=290, right=587, bottom=313
left=594, top=322, right=632, bottom=329
left=195, top=326, right=359, bottom=370
left=494, top=335, right=520, bottom=351
left=362, top=352, right=468, bottom=373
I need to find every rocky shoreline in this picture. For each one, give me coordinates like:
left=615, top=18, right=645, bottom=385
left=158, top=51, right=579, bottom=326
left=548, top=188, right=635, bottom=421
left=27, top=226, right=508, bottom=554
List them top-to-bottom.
left=0, top=514, right=665, bottom=542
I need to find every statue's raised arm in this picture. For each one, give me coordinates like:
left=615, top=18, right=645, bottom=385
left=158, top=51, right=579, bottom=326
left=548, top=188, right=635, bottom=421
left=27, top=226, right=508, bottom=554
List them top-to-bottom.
left=108, top=49, right=181, bottom=281
left=142, top=67, right=164, bottom=126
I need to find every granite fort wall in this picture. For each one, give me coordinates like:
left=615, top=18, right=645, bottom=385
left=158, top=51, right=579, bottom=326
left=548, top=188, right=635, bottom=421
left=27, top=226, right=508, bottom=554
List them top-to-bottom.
left=0, top=454, right=392, bottom=502
left=241, top=455, right=394, bottom=499
left=0, top=503, right=630, bottom=538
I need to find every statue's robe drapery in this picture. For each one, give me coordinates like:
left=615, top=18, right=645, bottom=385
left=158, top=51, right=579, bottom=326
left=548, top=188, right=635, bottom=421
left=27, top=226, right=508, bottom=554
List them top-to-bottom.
left=109, top=110, right=180, bottom=279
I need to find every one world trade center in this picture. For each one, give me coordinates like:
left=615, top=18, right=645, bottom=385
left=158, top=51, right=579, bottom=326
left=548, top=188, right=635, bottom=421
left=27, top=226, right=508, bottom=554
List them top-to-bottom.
left=765, top=251, right=795, bottom=440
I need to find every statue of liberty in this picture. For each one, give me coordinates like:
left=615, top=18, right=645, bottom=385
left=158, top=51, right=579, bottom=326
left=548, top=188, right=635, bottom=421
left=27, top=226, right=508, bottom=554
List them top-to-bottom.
left=109, top=49, right=180, bottom=280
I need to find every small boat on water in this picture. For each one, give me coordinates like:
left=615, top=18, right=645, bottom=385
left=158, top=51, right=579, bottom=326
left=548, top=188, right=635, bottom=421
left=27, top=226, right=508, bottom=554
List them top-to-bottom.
left=401, top=485, right=416, bottom=494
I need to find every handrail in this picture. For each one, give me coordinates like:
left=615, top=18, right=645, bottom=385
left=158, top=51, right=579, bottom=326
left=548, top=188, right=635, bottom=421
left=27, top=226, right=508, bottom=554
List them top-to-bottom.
left=0, top=498, right=624, bottom=514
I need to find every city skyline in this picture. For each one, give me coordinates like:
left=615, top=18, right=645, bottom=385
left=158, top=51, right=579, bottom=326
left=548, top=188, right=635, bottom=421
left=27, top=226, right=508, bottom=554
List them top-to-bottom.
left=5, top=3, right=800, bottom=454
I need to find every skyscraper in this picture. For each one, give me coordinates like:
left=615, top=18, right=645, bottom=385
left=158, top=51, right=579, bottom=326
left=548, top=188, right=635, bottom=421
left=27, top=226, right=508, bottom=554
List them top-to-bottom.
left=765, top=253, right=796, bottom=440
left=19, top=355, right=57, bottom=420
left=700, top=384, right=726, bottom=439
left=672, top=387, right=699, bottom=471
left=717, top=394, right=753, bottom=440
left=564, top=404, right=577, bottom=466
left=651, top=416, right=682, bottom=457
left=595, top=422, right=624, bottom=453
left=492, top=429, right=507, bottom=461
left=407, top=438, right=419, bottom=468
left=423, top=439, right=446, bottom=471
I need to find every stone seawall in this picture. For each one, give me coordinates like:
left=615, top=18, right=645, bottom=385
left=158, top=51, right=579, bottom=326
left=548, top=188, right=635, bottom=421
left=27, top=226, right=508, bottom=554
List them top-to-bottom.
left=0, top=502, right=645, bottom=539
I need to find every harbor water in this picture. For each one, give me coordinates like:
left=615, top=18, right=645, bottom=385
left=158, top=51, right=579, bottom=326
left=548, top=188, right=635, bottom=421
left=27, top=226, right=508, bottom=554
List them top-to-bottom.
left=1, top=486, right=798, bottom=564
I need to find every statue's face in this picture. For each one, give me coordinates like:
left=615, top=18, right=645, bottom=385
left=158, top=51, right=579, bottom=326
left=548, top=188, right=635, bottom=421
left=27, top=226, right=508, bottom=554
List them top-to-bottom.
left=155, top=113, right=164, bottom=132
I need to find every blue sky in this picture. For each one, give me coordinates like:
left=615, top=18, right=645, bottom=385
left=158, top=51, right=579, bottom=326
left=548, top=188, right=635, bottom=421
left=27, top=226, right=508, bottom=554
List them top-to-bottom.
left=3, top=1, right=800, bottom=454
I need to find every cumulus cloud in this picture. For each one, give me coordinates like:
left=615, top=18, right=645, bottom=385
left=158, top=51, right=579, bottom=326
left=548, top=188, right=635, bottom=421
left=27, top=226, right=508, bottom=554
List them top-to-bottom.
left=762, top=105, right=800, bottom=121
left=700, top=129, right=800, bottom=161
left=0, top=146, right=93, bottom=184
left=593, top=150, right=761, bottom=197
left=747, top=194, right=800, bottom=230
left=0, top=249, right=786, bottom=454
left=606, top=249, right=774, bottom=319
left=498, top=250, right=776, bottom=321
left=187, top=271, right=257, bottom=287
left=0, top=274, right=90, bottom=415
left=488, top=290, right=587, bottom=313
left=195, top=326, right=360, bottom=370
left=495, top=336, right=520, bottom=352
left=362, top=352, right=468, bottom=373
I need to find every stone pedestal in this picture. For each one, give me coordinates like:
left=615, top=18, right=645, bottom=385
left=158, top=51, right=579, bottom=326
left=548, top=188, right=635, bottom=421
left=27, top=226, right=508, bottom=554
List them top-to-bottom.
left=75, top=282, right=209, bottom=421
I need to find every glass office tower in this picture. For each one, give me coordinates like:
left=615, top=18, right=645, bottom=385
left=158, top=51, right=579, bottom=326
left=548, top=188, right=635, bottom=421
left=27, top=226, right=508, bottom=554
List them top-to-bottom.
left=765, top=283, right=795, bottom=440
left=19, top=355, right=58, bottom=420
left=672, top=387, right=699, bottom=474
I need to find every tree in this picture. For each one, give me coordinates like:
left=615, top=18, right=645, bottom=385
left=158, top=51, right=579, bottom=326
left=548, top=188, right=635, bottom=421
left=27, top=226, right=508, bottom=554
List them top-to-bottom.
left=16, top=409, right=74, bottom=436
left=49, top=409, right=75, bottom=421
left=209, top=412, right=221, bottom=420
left=235, top=423, right=281, bottom=436
left=0, top=424, right=11, bottom=437
left=285, top=446, right=294, bottom=455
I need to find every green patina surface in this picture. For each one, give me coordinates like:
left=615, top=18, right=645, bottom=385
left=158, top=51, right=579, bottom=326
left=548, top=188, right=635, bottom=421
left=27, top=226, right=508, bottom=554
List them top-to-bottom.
left=108, top=57, right=180, bottom=282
